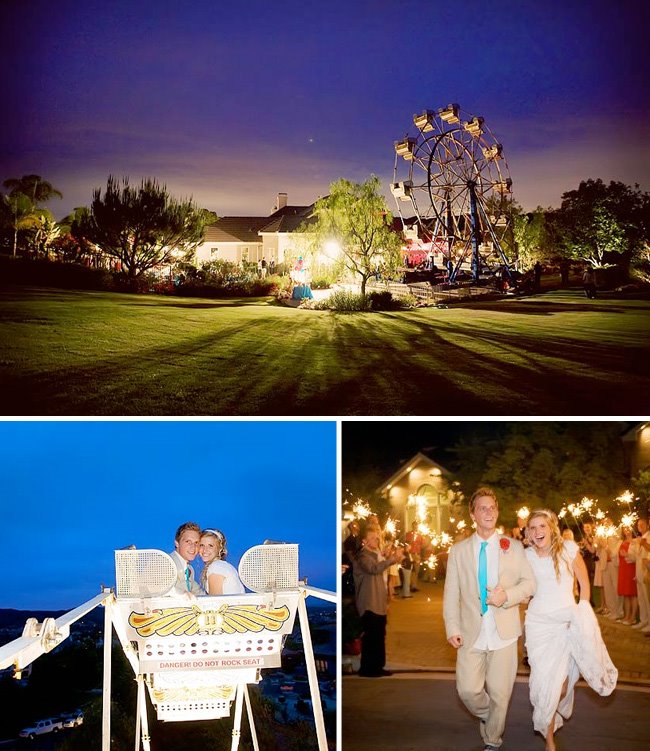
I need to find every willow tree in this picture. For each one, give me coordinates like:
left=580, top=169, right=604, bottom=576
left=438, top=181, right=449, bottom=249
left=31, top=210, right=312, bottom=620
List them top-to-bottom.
left=74, top=176, right=207, bottom=278
left=304, top=176, right=402, bottom=296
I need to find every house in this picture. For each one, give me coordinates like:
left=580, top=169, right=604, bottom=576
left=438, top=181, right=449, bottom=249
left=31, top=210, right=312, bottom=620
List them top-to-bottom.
left=195, top=193, right=315, bottom=267
left=621, top=422, right=650, bottom=478
left=375, top=450, right=458, bottom=535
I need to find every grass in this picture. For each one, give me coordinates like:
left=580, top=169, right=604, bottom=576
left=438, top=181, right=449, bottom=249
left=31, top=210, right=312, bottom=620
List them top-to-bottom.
left=1, top=286, right=649, bottom=415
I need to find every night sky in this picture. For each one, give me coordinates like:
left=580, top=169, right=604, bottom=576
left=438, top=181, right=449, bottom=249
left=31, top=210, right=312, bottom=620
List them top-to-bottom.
left=2, top=0, right=649, bottom=219
left=0, top=421, right=336, bottom=610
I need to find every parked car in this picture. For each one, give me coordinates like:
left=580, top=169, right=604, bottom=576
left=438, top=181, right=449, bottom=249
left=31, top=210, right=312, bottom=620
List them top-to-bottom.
left=60, top=710, right=84, bottom=727
left=19, top=717, right=63, bottom=738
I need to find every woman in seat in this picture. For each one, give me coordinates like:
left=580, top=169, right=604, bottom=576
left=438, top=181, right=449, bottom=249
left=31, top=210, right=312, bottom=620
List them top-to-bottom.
left=199, top=528, right=245, bottom=595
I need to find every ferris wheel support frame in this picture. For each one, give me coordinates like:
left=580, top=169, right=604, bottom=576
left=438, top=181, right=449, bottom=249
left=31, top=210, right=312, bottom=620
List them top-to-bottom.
left=0, top=563, right=335, bottom=751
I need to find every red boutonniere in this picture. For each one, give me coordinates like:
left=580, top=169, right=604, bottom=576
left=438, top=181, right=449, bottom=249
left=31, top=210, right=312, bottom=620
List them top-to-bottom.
left=499, top=538, right=510, bottom=552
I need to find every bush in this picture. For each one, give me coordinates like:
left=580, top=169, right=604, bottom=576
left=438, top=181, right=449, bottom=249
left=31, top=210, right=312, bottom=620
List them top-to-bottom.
left=0, top=256, right=116, bottom=291
left=174, top=260, right=279, bottom=297
left=323, top=289, right=371, bottom=311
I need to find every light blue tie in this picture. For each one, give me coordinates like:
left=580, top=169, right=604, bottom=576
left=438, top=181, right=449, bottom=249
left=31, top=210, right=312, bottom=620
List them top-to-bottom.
left=478, top=541, right=488, bottom=615
left=185, top=567, right=191, bottom=591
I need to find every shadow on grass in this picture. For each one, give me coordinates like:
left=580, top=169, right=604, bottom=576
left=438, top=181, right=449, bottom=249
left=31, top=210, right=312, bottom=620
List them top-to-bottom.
left=2, top=289, right=649, bottom=415
left=454, top=300, right=647, bottom=315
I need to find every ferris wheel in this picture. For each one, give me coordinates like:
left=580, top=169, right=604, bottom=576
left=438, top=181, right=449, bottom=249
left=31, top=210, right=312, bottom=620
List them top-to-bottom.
left=391, top=103, right=515, bottom=283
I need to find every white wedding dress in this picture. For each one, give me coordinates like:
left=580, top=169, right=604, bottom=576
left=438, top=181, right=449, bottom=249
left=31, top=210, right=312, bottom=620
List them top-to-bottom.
left=525, top=540, right=618, bottom=737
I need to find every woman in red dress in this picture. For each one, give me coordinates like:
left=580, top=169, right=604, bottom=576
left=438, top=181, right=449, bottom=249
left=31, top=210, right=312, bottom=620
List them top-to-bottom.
left=618, top=526, right=638, bottom=624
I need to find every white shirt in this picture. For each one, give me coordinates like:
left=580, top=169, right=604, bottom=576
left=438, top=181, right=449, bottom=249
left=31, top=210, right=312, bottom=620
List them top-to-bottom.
left=472, top=532, right=518, bottom=651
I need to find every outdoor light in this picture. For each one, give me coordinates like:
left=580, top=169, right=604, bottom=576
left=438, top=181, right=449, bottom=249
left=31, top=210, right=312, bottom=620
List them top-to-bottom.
left=438, top=103, right=460, bottom=123
left=413, top=110, right=436, bottom=132
left=463, top=116, right=484, bottom=137
left=394, top=137, right=417, bottom=160
left=322, top=240, right=341, bottom=259
left=430, top=468, right=442, bottom=476
left=516, top=506, right=530, bottom=520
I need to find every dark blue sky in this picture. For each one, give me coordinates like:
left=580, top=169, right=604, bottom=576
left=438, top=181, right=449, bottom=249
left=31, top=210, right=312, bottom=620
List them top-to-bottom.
left=2, top=0, right=648, bottom=218
left=0, top=421, right=336, bottom=610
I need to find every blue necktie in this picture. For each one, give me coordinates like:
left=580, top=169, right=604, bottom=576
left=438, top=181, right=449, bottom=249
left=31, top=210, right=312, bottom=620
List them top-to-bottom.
left=478, top=541, right=488, bottom=614
left=185, top=567, right=191, bottom=591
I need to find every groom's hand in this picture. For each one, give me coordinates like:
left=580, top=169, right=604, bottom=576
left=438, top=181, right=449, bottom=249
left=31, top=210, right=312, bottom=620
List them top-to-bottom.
left=486, top=585, right=507, bottom=607
left=447, top=635, right=463, bottom=648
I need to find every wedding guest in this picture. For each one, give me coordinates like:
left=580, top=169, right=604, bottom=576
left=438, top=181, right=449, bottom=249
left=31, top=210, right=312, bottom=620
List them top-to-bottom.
left=631, top=518, right=650, bottom=631
left=617, top=525, right=638, bottom=625
left=353, top=528, right=404, bottom=677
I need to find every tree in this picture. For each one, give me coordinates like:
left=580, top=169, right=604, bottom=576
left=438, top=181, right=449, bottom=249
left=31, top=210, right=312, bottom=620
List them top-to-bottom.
left=3, top=174, right=63, bottom=205
left=1, top=175, right=62, bottom=257
left=73, top=176, right=208, bottom=279
left=302, top=176, right=402, bottom=296
left=556, top=179, right=648, bottom=271
left=1, top=192, right=43, bottom=257
left=513, top=206, right=556, bottom=269
left=479, top=423, right=627, bottom=522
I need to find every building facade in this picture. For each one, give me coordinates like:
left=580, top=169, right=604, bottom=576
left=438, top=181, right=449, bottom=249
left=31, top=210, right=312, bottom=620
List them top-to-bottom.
left=376, top=451, right=458, bottom=535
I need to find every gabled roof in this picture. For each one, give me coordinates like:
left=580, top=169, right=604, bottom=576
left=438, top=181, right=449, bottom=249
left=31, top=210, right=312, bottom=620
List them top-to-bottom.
left=204, top=203, right=317, bottom=242
left=267, top=204, right=314, bottom=219
left=260, top=214, right=317, bottom=233
left=204, top=217, right=269, bottom=244
left=621, top=422, right=649, bottom=442
left=376, top=450, right=453, bottom=495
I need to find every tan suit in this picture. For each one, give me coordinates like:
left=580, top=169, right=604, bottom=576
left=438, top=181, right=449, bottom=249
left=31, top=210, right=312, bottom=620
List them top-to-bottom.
left=443, top=534, right=535, bottom=748
left=170, top=550, right=203, bottom=595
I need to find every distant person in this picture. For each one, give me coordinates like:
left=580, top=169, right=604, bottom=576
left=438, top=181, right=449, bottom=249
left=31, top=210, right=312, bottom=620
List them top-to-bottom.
left=260, top=257, right=268, bottom=278
left=269, top=258, right=276, bottom=275
left=533, top=261, right=542, bottom=292
left=582, top=266, right=597, bottom=298
left=443, top=487, right=535, bottom=751
left=524, top=509, right=617, bottom=751
left=405, top=521, right=423, bottom=591
left=170, top=522, right=203, bottom=595
left=353, top=527, right=404, bottom=677
left=199, top=528, right=245, bottom=595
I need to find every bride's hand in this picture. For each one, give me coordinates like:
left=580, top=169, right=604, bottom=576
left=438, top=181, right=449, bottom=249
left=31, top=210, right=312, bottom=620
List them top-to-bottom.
left=486, top=585, right=507, bottom=607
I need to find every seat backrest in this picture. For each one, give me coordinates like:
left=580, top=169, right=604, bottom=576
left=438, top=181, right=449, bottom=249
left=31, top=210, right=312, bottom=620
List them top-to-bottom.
left=238, top=543, right=299, bottom=592
left=114, top=549, right=177, bottom=598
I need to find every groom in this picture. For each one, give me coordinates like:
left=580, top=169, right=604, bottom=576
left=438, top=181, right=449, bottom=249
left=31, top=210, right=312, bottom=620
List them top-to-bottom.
left=443, top=487, right=535, bottom=751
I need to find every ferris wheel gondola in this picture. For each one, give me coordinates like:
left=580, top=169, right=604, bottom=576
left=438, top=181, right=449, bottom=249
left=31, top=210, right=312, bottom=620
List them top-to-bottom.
left=391, top=104, right=515, bottom=283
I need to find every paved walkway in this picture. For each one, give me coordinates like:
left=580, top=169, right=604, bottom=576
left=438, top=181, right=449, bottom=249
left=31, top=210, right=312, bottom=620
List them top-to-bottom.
left=342, top=580, right=650, bottom=750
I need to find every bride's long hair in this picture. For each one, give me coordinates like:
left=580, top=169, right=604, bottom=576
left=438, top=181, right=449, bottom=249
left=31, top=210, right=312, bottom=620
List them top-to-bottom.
left=527, top=509, right=572, bottom=581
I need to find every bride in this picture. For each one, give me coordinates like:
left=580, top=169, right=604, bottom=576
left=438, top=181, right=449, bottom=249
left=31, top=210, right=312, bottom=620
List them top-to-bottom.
left=524, top=509, right=617, bottom=751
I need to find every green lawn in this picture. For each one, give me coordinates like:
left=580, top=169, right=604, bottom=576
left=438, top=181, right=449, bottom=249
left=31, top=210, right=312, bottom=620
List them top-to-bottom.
left=1, top=286, right=649, bottom=415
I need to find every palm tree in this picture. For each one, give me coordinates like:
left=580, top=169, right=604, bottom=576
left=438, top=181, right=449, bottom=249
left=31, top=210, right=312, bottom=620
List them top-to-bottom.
left=3, top=174, right=62, bottom=206
left=2, top=193, right=43, bottom=257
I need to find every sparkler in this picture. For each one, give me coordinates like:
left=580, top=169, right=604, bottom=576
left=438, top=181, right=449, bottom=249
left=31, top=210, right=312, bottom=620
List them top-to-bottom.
left=352, top=501, right=372, bottom=519
left=620, top=512, right=638, bottom=530
left=384, top=517, right=398, bottom=537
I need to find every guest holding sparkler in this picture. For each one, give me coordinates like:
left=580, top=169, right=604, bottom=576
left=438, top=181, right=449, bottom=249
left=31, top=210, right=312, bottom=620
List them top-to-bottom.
left=524, top=509, right=617, bottom=751
left=631, top=517, right=650, bottom=632
left=617, top=525, right=638, bottom=625
left=353, top=526, right=405, bottom=677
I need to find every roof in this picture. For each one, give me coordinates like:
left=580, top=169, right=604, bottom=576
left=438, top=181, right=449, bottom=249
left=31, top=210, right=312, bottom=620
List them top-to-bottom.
left=204, top=203, right=317, bottom=242
left=267, top=204, right=314, bottom=219
left=260, top=214, right=317, bottom=233
left=204, top=217, right=269, bottom=244
left=375, top=450, right=453, bottom=495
